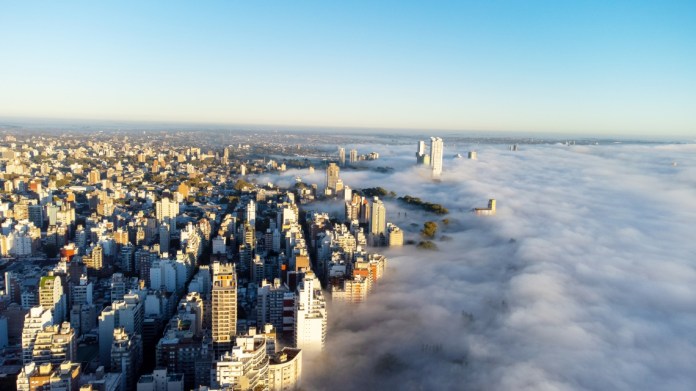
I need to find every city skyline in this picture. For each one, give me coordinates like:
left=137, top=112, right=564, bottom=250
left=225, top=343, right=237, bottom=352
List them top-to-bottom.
left=1, top=1, right=694, bottom=136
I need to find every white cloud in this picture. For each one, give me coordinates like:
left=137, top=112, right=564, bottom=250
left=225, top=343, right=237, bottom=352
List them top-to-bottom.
left=266, top=141, right=696, bottom=390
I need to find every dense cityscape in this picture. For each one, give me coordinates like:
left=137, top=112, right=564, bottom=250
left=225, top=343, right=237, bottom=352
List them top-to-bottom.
left=1, top=2, right=694, bottom=390
left=0, top=128, right=465, bottom=391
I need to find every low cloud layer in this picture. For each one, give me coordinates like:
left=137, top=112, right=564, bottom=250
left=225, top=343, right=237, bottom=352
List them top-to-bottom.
left=266, top=141, right=696, bottom=390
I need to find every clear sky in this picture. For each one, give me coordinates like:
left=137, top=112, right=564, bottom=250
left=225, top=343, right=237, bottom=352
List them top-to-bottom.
left=0, top=1, right=694, bottom=136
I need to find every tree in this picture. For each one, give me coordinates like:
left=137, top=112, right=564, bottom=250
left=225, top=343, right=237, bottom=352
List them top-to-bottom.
left=234, top=179, right=253, bottom=191
left=421, top=221, right=438, bottom=238
left=417, top=240, right=438, bottom=250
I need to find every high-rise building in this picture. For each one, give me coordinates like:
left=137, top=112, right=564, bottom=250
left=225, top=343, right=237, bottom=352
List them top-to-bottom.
left=430, top=137, right=444, bottom=177
left=416, top=140, right=430, bottom=165
left=417, top=140, right=426, bottom=156
left=338, top=147, right=346, bottom=167
left=349, top=149, right=358, bottom=164
left=325, top=163, right=340, bottom=195
left=88, top=169, right=101, bottom=185
left=156, top=196, right=179, bottom=235
left=369, top=197, right=387, bottom=246
left=245, top=200, right=256, bottom=228
left=28, top=204, right=44, bottom=229
left=387, top=223, right=404, bottom=247
left=158, top=224, right=170, bottom=255
left=85, top=244, right=103, bottom=271
left=212, top=262, right=237, bottom=358
left=5, top=271, right=22, bottom=304
left=294, top=271, right=327, bottom=354
left=111, top=274, right=126, bottom=303
left=39, top=275, right=66, bottom=324
left=71, top=275, right=93, bottom=306
left=330, top=275, right=370, bottom=303
left=257, top=279, right=292, bottom=335
left=98, top=294, right=144, bottom=369
left=22, top=307, right=53, bottom=364
left=30, top=322, right=76, bottom=366
left=111, top=327, right=142, bottom=391
left=212, top=333, right=269, bottom=391
left=268, top=347, right=302, bottom=391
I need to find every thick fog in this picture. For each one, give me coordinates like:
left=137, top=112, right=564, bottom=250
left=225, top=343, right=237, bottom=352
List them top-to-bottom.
left=265, top=141, right=696, bottom=390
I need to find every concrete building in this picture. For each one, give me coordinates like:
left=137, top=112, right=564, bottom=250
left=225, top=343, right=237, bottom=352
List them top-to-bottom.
left=430, top=137, right=444, bottom=178
left=416, top=140, right=430, bottom=165
left=338, top=147, right=345, bottom=167
left=349, top=149, right=358, bottom=164
left=325, top=163, right=340, bottom=195
left=156, top=196, right=179, bottom=235
left=369, top=197, right=386, bottom=246
left=474, top=198, right=496, bottom=216
left=245, top=200, right=256, bottom=228
left=387, top=223, right=403, bottom=246
left=84, top=244, right=103, bottom=272
left=212, top=262, right=237, bottom=358
left=293, top=271, right=326, bottom=354
left=39, top=275, right=66, bottom=324
left=71, top=275, right=93, bottom=306
left=330, top=276, right=369, bottom=304
left=256, top=279, right=292, bottom=336
left=98, top=294, right=143, bottom=369
left=22, top=307, right=53, bottom=364
left=31, top=322, right=76, bottom=366
left=111, top=327, right=142, bottom=391
left=212, top=334, right=269, bottom=391
left=268, top=348, right=302, bottom=391
left=50, top=362, right=82, bottom=391
left=136, top=368, right=184, bottom=391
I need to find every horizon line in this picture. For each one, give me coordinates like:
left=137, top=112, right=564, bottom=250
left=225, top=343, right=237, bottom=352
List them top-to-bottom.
left=0, top=115, right=692, bottom=142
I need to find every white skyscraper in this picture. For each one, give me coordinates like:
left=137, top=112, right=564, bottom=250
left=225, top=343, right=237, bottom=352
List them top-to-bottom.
left=430, top=137, right=444, bottom=178
left=417, top=140, right=426, bottom=156
left=338, top=147, right=346, bottom=167
left=156, top=196, right=179, bottom=235
left=369, top=197, right=387, bottom=246
left=246, top=200, right=256, bottom=228
left=294, top=271, right=326, bottom=354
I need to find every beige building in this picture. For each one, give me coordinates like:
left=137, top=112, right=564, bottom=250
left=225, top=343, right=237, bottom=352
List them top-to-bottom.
left=474, top=199, right=496, bottom=216
left=212, top=262, right=237, bottom=358
left=213, top=334, right=269, bottom=391
left=268, top=348, right=302, bottom=391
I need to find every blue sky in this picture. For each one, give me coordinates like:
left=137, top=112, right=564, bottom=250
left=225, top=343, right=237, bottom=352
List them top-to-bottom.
left=0, top=1, right=694, bottom=136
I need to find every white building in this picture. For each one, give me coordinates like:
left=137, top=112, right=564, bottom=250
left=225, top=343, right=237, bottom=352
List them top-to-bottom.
left=430, top=137, right=444, bottom=178
left=156, top=196, right=179, bottom=235
left=369, top=197, right=386, bottom=246
left=245, top=200, right=256, bottom=228
left=150, top=259, right=177, bottom=293
left=293, top=271, right=327, bottom=354
left=72, top=275, right=93, bottom=306
left=98, top=294, right=143, bottom=369
left=21, top=306, right=53, bottom=364
left=212, top=334, right=269, bottom=391
left=268, top=348, right=302, bottom=391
